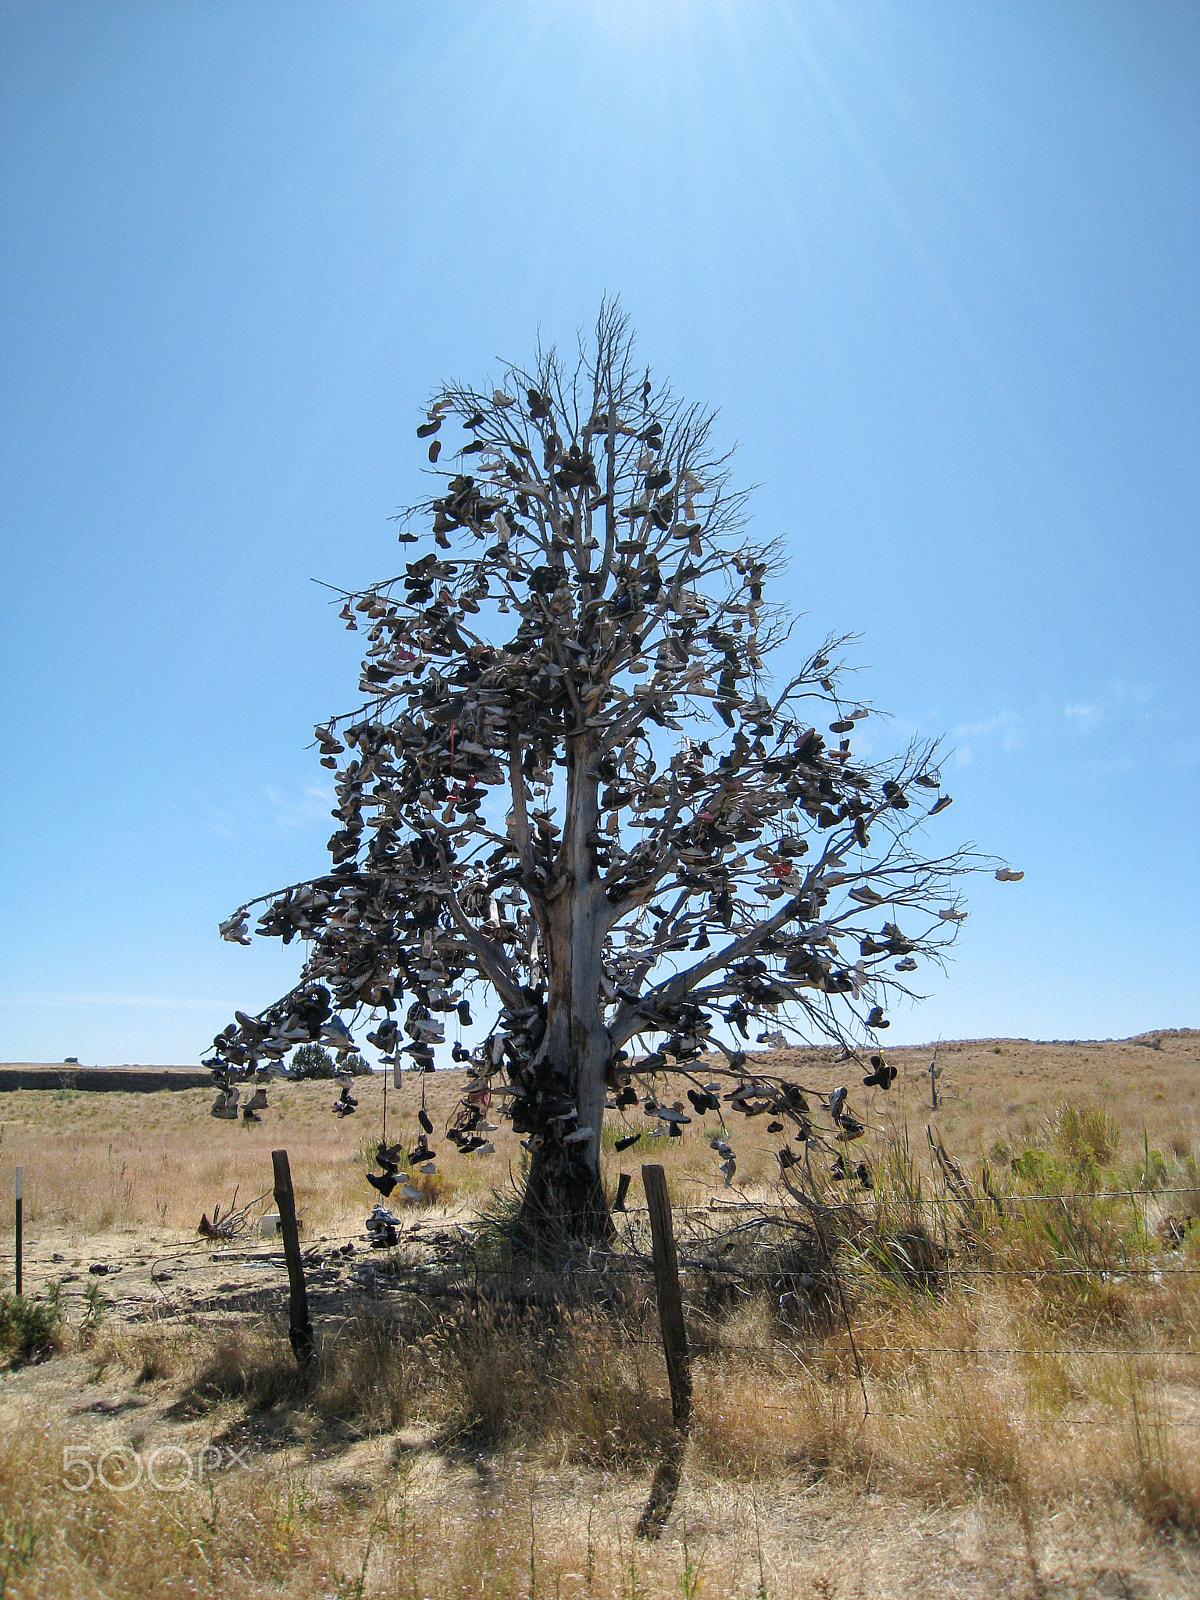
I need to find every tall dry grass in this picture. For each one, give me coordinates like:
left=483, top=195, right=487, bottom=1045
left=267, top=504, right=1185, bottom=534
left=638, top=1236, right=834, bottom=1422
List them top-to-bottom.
left=2, top=1068, right=1200, bottom=1597
left=5, top=1297, right=1198, bottom=1600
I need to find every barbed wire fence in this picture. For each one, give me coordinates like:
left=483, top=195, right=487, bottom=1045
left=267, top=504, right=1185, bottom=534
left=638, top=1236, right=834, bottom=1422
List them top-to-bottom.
left=9, top=1163, right=1197, bottom=1437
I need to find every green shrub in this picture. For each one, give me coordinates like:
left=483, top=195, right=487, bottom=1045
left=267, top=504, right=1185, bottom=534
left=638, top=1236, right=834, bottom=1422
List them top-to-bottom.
left=291, top=1042, right=371, bottom=1078
left=291, top=1043, right=336, bottom=1078
left=1008, top=1103, right=1122, bottom=1193
left=1051, top=1103, right=1120, bottom=1171
left=1009, top=1147, right=1067, bottom=1190
left=0, top=1294, right=63, bottom=1366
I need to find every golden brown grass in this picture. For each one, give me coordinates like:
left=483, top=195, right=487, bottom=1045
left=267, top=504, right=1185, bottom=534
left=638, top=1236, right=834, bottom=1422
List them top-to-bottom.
left=3, top=1028, right=1196, bottom=1240
left=1, top=1033, right=1199, bottom=1597
left=3, top=1307, right=1197, bottom=1599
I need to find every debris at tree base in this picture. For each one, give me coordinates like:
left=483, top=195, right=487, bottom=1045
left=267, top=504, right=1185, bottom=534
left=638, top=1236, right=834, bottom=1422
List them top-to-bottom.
left=196, top=1187, right=274, bottom=1242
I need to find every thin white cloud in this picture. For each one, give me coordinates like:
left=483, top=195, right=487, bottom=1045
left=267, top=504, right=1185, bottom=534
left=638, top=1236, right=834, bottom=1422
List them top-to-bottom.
left=1064, top=681, right=1156, bottom=735
left=1113, top=681, right=1155, bottom=709
left=1064, top=702, right=1101, bottom=731
left=950, top=711, right=1021, bottom=765
left=173, top=778, right=334, bottom=842
left=263, top=782, right=333, bottom=832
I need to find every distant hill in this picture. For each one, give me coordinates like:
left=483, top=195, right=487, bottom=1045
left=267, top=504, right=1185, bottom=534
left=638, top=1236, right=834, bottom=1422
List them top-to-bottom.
left=0, top=1064, right=210, bottom=1092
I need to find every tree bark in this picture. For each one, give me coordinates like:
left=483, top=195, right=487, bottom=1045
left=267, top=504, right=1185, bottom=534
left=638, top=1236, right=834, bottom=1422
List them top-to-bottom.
left=517, top=731, right=615, bottom=1244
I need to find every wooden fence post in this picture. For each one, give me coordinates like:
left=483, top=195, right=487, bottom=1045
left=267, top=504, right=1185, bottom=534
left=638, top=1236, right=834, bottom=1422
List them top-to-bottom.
left=271, top=1149, right=313, bottom=1366
left=641, top=1164, right=691, bottom=1426
left=14, top=1168, right=22, bottom=1297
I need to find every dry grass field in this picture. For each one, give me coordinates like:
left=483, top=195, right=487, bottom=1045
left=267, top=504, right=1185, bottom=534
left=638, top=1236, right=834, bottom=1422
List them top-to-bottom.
left=0, top=1029, right=1197, bottom=1598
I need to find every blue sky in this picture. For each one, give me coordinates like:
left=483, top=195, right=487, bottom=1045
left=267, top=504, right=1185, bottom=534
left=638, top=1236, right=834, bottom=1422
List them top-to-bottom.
left=1, top=0, right=1196, bottom=1065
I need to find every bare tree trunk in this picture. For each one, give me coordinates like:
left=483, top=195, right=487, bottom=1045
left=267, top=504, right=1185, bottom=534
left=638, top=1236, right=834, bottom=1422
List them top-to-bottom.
left=518, top=732, right=615, bottom=1245
left=518, top=1020, right=613, bottom=1244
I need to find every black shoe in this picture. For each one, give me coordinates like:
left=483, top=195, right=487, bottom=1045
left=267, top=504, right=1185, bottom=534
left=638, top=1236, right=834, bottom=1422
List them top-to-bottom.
left=862, top=1054, right=896, bottom=1090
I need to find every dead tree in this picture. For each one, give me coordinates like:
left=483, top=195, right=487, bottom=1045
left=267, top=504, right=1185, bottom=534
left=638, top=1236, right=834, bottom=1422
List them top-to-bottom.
left=205, top=301, right=993, bottom=1245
